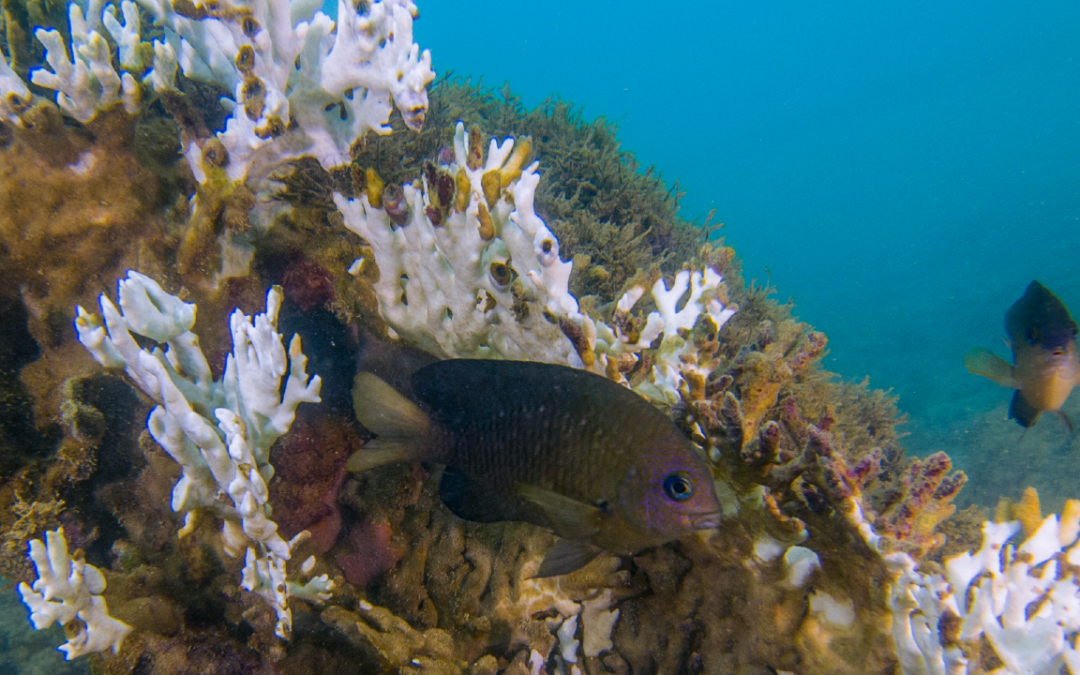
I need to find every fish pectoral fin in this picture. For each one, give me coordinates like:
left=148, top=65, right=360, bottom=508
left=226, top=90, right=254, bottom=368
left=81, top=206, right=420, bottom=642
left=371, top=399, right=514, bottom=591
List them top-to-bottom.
left=964, top=347, right=1017, bottom=387
left=353, top=372, right=431, bottom=438
left=1008, top=390, right=1041, bottom=428
left=1054, top=410, right=1075, bottom=434
left=345, top=439, right=425, bottom=473
left=514, top=483, right=602, bottom=539
left=531, top=539, right=604, bottom=578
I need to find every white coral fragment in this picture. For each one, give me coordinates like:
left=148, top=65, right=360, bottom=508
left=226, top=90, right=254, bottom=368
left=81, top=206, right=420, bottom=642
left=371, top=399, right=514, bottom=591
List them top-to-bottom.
left=18, top=528, right=132, bottom=660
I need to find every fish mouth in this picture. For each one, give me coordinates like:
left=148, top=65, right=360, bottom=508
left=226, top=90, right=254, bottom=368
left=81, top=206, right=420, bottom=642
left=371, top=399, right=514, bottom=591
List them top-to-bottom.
left=690, top=511, right=722, bottom=530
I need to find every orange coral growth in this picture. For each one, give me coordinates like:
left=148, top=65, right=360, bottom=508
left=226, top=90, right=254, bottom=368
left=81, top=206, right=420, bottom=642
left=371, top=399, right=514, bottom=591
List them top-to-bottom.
left=995, top=486, right=1045, bottom=538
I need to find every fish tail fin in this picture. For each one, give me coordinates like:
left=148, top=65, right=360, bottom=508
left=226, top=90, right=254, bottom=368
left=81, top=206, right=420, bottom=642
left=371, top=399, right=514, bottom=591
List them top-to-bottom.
left=964, top=347, right=1016, bottom=387
left=347, top=372, right=431, bottom=473
left=1009, top=390, right=1041, bottom=429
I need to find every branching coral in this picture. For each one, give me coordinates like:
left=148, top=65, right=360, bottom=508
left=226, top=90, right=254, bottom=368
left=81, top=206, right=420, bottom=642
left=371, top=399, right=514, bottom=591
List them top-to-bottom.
left=30, top=0, right=142, bottom=122
left=136, top=0, right=434, bottom=187
left=335, top=122, right=738, bottom=402
left=335, top=122, right=583, bottom=365
left=74, top=270, right=329, bottom=638
left=889, top=492, right=1080, bottom=675
left=18, top=527, right=132, bottom=659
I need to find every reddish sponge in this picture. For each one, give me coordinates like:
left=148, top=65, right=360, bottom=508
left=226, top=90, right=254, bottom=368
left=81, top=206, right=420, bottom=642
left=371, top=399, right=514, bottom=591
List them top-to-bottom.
left=267, top=410, right=358, bottom=552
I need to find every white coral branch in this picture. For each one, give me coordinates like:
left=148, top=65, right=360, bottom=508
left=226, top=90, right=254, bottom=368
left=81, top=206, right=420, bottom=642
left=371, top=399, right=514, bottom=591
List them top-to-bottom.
left=18, top=528, right=132, bottom=660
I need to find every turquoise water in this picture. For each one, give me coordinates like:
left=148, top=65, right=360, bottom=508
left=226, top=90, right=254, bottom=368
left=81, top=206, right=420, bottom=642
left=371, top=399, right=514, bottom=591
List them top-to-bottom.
left=414, top=0, right=1080, bottom=478
left=0, top=581, right=89, bottom=675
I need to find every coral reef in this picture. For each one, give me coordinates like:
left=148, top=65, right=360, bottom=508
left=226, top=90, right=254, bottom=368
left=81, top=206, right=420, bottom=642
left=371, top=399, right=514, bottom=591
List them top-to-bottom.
left=0, top=6, right=1013, bottom=671
left=75, top=271, right=328, bottom=638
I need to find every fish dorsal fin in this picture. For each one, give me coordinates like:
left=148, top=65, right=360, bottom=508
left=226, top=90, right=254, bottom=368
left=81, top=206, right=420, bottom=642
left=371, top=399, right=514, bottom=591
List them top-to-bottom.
left=964, top=347, right=1017, bottom=387
left=347, top=372, right=431, bottom=473
left=1009, top=390, right=1041, bottom=428
left=514, top=483, right=602, bottom=539
left=532, top=539, right=604, bottom=578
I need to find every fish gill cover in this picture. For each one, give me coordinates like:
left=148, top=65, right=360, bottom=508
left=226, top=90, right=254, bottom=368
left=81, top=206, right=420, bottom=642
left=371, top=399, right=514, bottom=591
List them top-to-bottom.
left=0, top=1, right=1076, bottom=674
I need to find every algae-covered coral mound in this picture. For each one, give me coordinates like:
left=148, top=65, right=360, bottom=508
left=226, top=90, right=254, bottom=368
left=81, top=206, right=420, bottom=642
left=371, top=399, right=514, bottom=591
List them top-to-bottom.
left=0, top=3, right=988, bottom=672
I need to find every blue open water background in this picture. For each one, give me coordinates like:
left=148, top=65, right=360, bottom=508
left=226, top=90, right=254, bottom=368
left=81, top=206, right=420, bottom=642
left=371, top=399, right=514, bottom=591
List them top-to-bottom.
left=410, top=0, right=1080, bottom=477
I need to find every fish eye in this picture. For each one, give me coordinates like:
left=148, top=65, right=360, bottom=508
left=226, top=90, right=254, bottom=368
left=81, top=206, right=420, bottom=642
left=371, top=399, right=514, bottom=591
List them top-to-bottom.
left=662, top=472, right=694, bottom=502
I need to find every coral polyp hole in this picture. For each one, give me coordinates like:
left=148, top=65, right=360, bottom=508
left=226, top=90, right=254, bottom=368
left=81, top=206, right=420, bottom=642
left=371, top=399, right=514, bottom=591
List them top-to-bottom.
left=242, top=17, right=259, bottom=37
left=236, top=45, right=255, bottom=73
left=242, top=77, right=265, bottom=100
left=6, top=92, right=28, bottom=114
left=201, top=139, right=228, bottom=167
left=541, top=239, right=553, bottom=255
left=489, top=262, right=513, bottom=286
left=445, top=308, right=454, bottom=320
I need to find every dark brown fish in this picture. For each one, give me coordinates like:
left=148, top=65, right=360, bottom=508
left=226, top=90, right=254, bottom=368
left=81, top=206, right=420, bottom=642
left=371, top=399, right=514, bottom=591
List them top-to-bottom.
left=965, top=280, right=1080, bottom=430
left=348, top=359, right=722, bottom=577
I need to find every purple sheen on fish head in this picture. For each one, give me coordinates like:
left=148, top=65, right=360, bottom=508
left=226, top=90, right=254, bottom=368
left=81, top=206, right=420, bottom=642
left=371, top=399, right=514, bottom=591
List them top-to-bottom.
left=1027, top=322, right=1079, bottom=351
left=616, top=439, right=721, bottom=539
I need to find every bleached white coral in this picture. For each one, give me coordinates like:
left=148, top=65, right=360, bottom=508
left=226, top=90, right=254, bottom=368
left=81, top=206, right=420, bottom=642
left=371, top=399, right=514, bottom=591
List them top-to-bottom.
left=137, top=0, right=435, bottom=185
left=31, top=1, right=141, bottom=123
left=1, top=45, right=32, bottom=127
left=335, top=122, right=585, bottom=366
left=335, top=123, right=738, bottom=395
left=599, top=269, right=737, bottom=405
left=75, top=270, right=327, bottom=638
left=888, top=510, right=1080, bottom=675
left=18, top=528, right=132, bottom=660
left=241, top=535, right=333, bottom=638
